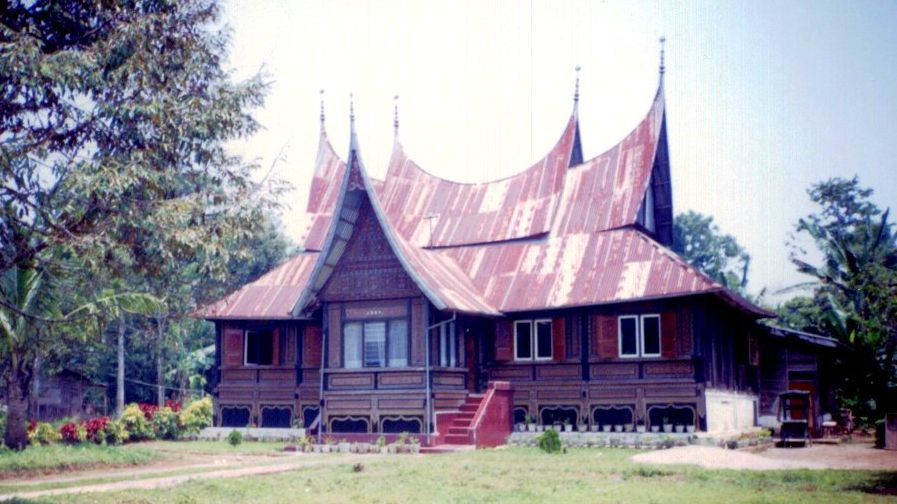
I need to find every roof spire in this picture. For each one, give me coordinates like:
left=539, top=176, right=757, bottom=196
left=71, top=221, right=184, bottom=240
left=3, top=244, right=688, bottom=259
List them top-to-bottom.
left=659, top=36, right=666, bottom=77
left=573, top=65, right=581, bottom=112
left=319, top=89, right=325, bottom=128
left=349, top=93, right=355, bottom=129
left=393, top=95, right=399, bottom=137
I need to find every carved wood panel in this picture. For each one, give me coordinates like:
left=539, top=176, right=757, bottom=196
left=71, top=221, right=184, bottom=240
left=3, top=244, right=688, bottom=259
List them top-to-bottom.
left=319, top=199, right=421, bottom=302
left=303, top=325, right=323, bottom=367
left=223, top=326, right=244, bottom=367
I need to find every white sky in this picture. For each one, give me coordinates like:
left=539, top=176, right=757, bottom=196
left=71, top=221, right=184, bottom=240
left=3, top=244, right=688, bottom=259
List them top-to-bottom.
left=223, top=0, right=897, bottom=305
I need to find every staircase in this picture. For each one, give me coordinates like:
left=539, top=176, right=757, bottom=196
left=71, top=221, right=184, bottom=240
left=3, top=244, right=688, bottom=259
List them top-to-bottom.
left=443, top=394, right=484, bottom=445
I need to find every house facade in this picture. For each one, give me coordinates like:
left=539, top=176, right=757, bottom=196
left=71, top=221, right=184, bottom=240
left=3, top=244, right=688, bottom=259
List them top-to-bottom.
left=200, top=69, right=800, bottom=445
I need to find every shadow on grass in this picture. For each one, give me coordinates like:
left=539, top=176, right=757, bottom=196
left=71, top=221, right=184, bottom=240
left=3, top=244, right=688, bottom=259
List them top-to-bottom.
left=846, top=471, right=897, bottom=496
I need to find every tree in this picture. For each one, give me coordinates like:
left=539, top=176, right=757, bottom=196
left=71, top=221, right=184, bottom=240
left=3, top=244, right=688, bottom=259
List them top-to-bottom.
left=1, top=0, right=282, bottom=448
left=787, top=176, right=897, bottom=424
left=672, top=211, right=751, bottom=292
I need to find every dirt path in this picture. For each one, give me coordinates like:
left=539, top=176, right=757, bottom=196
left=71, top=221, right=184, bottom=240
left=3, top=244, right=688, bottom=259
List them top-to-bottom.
left=633, top=442, right=897, bottom=471
left=0, top=454, right=377, bottom=502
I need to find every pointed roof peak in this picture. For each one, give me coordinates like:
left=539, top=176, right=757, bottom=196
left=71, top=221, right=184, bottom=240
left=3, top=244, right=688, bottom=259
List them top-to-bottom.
left=659, top=36, right=666, bottom=79
left=573, top=65, right=581, bottom=113
left=319, top=89, right=326, bottom=129
left=349, top=92, right=356, bottom=127
left=393, top=95, right=400, bottom=138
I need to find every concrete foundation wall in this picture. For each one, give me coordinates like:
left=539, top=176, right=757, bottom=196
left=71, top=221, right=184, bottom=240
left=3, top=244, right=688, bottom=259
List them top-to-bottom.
left=705, top=389, right=757, bottom=433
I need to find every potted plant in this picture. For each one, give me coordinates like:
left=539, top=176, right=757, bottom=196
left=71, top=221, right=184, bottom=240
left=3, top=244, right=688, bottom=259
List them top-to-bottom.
left=527, top=415, right=537, bottom=433
left=578, top=416, right=588, bottom=433
left=662, top=417, right=673, bottom=433
left=563, top=419, right=573, bottom=433
left=636, top=422, right=646, bottom=434
left=624, top=423, right=633, bottom=433
left=602, top=424, right=612, bottom=433
left=614, top=424, right=623, bottom=433
left=675, top=424, right=685, bottom=434
left=650, top=425, right=660, bottom=433
left=686, top=425, right=696, bottom=434
left=397, top=432, right=410, bottom=453
left=376, top=435, right=388, bottom=454
left=322, top=436, right=335, bottom=453
left=409, top=436, right=421, bottom=454
left=338, top=438, right=351, bottom=453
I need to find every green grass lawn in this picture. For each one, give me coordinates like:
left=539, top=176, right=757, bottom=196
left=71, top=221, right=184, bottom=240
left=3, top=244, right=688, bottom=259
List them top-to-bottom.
left=139, top=440, right=290, bottom=455
left=0, top=444, right=159, bottom=477
left=13, top=447, right=897, bottom=503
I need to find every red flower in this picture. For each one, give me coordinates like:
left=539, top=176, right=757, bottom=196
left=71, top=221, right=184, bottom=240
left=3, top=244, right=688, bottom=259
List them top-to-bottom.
left=165, top=400, right=182, bottom=412
left=138, top=403, right=159, bottom=420
left=83, top=416, right=110, bottom=443
left=27, top=420, right=37, bottom=434
left=59, top=422, right=82, bottom=443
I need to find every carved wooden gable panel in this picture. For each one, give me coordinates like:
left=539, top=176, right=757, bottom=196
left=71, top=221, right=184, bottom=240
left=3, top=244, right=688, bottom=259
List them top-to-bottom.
left=320, top=198, right=421, bottom=302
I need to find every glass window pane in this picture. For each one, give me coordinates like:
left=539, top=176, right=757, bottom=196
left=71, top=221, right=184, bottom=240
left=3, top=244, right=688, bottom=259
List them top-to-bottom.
left=642, top=316, right=660, bottom=356
left=619, top=317, right=638, bottom=356
left=388, top=320, right=408, bottom=367
left=449, top=321, right=457, bottom=367
left=515, top=321, right=532, bottom=359
left=536, top=321, right=552, bottom=359
left=364, top=322, right=386, bottom=367
left=343, top=323, right=362, bottom=369
left=440, top=324, right=448, bottom=367
left=245, top=331, right=258, bottom=365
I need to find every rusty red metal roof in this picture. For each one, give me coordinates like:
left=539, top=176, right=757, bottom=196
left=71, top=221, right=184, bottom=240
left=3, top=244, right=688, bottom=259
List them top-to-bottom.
left=200, top=83, right=769, bottom=320
left=375, top=116, right=578, bottom=247
left=298, top=131, right=346, bottom=251
left=197, top=253, right=318, bottom=319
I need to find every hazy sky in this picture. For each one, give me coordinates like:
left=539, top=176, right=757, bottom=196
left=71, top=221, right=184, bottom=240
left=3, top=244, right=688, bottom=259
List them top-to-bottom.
left=223, top=0, right=897, bottom=305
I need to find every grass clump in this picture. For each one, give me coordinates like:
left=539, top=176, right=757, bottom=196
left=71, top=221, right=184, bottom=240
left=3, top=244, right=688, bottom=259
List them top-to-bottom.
left=537, top=428, right=561, bottom=454
left=227, top=430, right=243, bottom=447
left=0, top=444, right=157, bottom=475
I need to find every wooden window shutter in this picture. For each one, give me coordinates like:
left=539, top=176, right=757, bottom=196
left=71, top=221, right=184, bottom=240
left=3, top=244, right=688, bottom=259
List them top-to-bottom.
left=661, top=311, right=678, bottom=358
left=595, top=315, right=618, bottom=359
left=552, top=317, right=565, bottom=361
left=495, top=320, right=513, bottom=361
left=304, top=325, right=323, bottom=367
left=223, top=327, right=244, bottom=367
left=271, top=328, right=281, bottom=365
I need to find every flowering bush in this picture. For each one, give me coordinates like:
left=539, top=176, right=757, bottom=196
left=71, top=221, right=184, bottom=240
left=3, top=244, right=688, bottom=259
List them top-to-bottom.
left=179, top=397, right=212, bottom=435
left=165, top=400, right=182, bottom=413
left=138, top=403, right=159, bottom=421
left=122, top=404, right=155, bottom=441
left=152, top=406, right=181, bottom=440
left=84, top=416, right=110, bottom=444
left=103, top=418, right=129, bottom=446
left=28, top=422, right=60, bottom=446
left=59, top=422, right=87, bottom=444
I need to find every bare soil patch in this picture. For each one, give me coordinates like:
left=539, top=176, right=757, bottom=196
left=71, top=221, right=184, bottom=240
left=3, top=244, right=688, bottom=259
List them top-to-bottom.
left=633, top=441, right=897, bottom=471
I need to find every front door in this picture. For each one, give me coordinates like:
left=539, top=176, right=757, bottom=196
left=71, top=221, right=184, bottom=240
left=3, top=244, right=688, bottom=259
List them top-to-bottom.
left=465, top=331, right=478, bottom=392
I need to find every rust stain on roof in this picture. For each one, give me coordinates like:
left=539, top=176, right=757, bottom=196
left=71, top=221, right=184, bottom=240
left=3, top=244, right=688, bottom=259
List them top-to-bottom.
left=200, top=83, right=769, bottom=320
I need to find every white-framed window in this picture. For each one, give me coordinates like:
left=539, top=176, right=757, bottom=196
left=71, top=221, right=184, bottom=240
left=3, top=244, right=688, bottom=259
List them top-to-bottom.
left=618, top=314, right=661, bottom=358
left=514, top=319, right=552, bottom=361
left=343, top=320, right=408, bottom=369
left=244, top=329, right=275, bottom=366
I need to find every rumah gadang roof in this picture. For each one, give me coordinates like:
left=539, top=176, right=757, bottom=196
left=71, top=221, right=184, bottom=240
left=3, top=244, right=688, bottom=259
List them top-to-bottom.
left=198, top=78, right=771, bottom=320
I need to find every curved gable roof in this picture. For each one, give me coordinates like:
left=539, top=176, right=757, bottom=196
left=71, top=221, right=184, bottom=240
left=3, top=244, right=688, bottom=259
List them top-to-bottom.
left=374, top=115, right=579, bottom=247
left=298, top=130, right=346, bottom=251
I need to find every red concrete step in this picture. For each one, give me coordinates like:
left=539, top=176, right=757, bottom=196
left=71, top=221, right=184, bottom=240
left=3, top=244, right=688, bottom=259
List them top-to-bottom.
left=459, top=403, right=480, bottom=412
left=455, top=412, right=475, bottom=420
left=451, top=421, right=473, bottom=430
left=448, top=427, right=471, bottom=436
left=444, top=433, right=472, bottom=444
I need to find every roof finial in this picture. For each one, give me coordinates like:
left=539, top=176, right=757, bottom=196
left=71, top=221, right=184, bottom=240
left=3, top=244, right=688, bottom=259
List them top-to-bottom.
left=659, top=36, right=666, bottom=76
left=574, top=66, right=581, bottom=106
left=319, top=89, right=325, bottom=127
left=349, top=93, right=355, bottom=125
left=393, top=95, right=399, bottom=137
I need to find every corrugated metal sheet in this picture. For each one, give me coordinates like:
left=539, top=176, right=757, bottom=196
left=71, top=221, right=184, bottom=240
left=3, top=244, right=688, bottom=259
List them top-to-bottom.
left=200, top=84, right=768, bottom=320
left=375, top=116, right=578, bottom=247
left=298, top=132, right=346, bottom=251
left=197, top=253, right=318, bottom=319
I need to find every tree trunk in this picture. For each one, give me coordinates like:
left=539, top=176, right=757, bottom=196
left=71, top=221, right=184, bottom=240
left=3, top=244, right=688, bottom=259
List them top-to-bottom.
left=116, top=315, right=126, bottom=416
left=156, top=317, right=165, bottom=407
left=5, top=371, right=30, bottom=450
